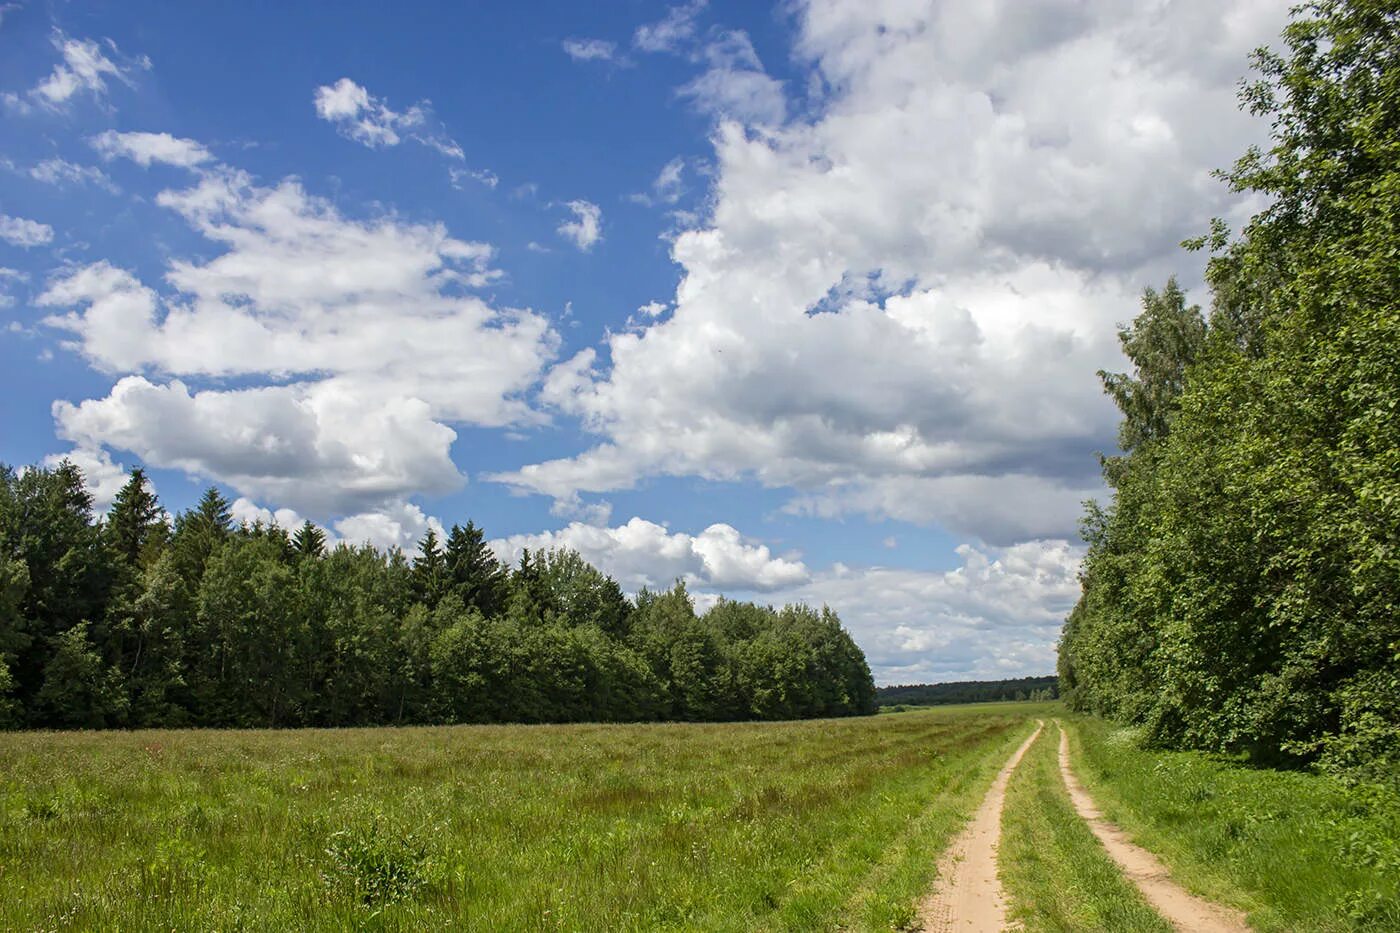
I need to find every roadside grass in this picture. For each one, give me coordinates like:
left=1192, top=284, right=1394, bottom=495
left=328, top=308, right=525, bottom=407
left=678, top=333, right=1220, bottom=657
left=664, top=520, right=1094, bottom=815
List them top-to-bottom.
left=0, top=703, right=1053, bottom=931
left=1063, top=714, right=1400, bottom=932
left=1000, top=720, right=1173, bottom=932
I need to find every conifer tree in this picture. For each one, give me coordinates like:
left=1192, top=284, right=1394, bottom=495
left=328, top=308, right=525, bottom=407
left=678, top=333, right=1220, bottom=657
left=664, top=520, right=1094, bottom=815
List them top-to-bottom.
left=291, top=520, right=327, bottom=561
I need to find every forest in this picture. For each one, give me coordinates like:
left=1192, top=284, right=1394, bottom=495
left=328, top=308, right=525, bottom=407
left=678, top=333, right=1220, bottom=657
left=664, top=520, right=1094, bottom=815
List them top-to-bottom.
left=1058, top=0, right=1399, bottom=782
left=0, top=463, right=876, bottom=729
left=875, top=676, right=1058, bottom=707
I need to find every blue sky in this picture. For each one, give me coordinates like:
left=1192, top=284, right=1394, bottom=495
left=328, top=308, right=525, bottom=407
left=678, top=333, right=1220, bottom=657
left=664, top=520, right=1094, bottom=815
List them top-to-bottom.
left=0, top=0, right=1289, bottom=682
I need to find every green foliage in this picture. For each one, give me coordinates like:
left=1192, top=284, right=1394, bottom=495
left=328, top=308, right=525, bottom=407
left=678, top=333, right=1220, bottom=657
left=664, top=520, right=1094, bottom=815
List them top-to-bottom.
left=1060, top=0, right=1400, bottom=777
left=0, top=468, right=875, bottom=730
left=35, top=622, right=129, bottom=728
left=877, top=676, right=1060, bottom=707
left=1062, top=714, right=1400, bottom=931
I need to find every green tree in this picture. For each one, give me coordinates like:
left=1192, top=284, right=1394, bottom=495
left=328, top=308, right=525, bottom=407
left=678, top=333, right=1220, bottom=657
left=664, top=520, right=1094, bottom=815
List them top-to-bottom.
left=1061, top=0, right=1400, bottom=774
left=291, top=520, right=327, bottom=561
left=443, top=521, right=507, bottom=617
left=411, top=528, right=449, bottom=608
left=35, top=622, right=128, bottom=728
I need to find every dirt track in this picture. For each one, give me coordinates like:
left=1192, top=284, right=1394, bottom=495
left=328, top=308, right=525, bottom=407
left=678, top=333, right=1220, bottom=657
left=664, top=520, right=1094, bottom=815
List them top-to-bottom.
left=918, top=720, right=1044, bottom=932
left=1055, top=722, right=1251, bottom=932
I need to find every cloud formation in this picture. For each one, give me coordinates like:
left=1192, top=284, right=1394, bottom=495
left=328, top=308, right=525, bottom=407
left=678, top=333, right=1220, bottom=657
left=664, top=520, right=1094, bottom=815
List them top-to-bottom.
left=495, top=0, right=1288, bottom=545
left=4, top=32, right=149, bottom=112
left=313, top=77, right=463, bottom=159
left=90, top=130, right=212, bottom=168
left=38, top=158, right=559, bottom=522
left=557, top=199, right=603, bottom=251
left=0, top=213, right=53, bottom=247
left=491, top=516, right=810, bottom=592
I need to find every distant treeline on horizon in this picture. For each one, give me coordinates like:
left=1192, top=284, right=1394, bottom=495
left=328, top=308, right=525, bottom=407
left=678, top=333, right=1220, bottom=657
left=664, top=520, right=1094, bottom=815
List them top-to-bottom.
left=0, top=461, right=877, bottom=731
left=875, top=676, right=1058, bottom=707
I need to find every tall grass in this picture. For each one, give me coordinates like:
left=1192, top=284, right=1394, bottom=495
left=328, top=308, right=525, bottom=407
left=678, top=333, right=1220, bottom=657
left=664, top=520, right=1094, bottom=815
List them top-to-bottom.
left=0, top=704, right=1051, bottom=931
left=1062, top=714, right=1400, bottom=932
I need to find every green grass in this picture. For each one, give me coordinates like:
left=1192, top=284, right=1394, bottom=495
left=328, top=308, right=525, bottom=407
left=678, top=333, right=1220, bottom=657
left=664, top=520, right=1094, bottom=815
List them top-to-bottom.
left=0, top=704, right=1052, bottom=931
left=1062, top=714, right=1400, bottom=932
left=1000, top=720, right=1173, bottom=932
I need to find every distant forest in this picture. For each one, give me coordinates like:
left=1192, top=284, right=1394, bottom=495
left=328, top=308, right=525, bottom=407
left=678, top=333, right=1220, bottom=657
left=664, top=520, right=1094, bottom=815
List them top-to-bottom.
left=1059, top=1, right=1399, bottom=781
left=0, top=463, right=876, bottom=730
left=876, top=677, right=1058, bottom=707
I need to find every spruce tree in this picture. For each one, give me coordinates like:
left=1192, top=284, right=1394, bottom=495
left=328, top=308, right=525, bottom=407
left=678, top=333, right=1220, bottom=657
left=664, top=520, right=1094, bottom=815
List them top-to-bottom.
left=291, top=520, right=327, bottom=561
left=444, top=521, right=507, bottom=616
left=411, top=528, right=449, bottom=607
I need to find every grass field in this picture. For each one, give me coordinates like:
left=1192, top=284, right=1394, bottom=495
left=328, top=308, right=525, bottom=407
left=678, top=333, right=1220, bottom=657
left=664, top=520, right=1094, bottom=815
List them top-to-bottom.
left=0, top=704, right=1050, bottom=931
left=5, top=704, right=1396, bottom=931
left=1061, top=714, right=1400, bottom=932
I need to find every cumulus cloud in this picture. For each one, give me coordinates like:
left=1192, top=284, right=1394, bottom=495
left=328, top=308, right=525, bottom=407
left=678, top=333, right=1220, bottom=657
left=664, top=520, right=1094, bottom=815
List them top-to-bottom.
left=494, top=0, right=1288, bottom=544
left=6, top=32, right=149, bottom=112
left=562, top=38, right=617, bottom=62
left=313, top=77, right=463, bottom=159
left=90, top=130, right=212, bottom=168
left=38, top=158, right=559, bottom=519
left=557, top=199, right=603, bottom=251
left=0, top=213, right=53, bottom=247
left=52, top=376, right=463, bottom=515
left=230, top=497, right=304, bottom=531
left=335, top=500, right=445, bottom=552
left=491, top=516, right=810, bottom=592
left=786, top=539, right=1085, bottom=683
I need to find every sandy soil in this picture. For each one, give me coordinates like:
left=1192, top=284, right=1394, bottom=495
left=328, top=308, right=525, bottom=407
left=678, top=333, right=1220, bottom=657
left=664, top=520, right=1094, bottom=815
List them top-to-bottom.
left=918, top=720, right=1044, bottom=932
left=1055, top=722, right=1252, bottom=932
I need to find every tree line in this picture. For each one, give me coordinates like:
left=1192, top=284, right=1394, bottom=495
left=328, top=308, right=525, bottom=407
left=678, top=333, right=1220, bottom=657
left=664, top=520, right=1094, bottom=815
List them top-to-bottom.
left=1059, top=0, right=1399, bottom=779
left=0, top=463, right=876, bottom=729
left=876, top=676, right=1058, bottom=707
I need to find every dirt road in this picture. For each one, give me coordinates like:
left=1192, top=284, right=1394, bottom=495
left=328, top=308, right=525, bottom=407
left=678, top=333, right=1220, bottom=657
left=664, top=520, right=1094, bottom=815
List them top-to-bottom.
left=918, top=720, right=1044, bottom=932
left=1055, top=722, right=1251, bottom=933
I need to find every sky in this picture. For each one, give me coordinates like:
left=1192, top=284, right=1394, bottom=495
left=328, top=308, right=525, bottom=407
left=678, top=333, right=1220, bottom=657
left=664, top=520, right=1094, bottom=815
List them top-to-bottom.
left=0, top=0, right=1291, bottom=684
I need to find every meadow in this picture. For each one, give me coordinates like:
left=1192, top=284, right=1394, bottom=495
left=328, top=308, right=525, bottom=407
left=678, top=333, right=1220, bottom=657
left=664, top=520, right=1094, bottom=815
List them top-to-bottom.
left=0, top=704, right=1048, bottom=931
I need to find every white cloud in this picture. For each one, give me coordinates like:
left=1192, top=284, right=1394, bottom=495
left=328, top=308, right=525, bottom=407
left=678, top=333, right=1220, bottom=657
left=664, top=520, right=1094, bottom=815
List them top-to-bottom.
left=494, top=0, right=1287, bottom=545
left=635, top=0, right=708, bottom=53
left=679, top=30, right=787, bottom=125
left=13, top=33, right=148, bottom=111
left=562, top=38, right=617, bottom=62
left=313, top=77, right=463, bottom=160
left=90, top=130, right=212, bottom=168
left=630, top=157, right=687, bottom=207
left=30, top=158, right=119, bottom=191
left=38, top=158, right=559, bottom=519
left=450, top=166, right=498, bottom=189
left=557, top=199, right=603, bottom=251
left=0, top=213, right=53, bottom=247
left=0, top=266, right=22, bottom=310
left=638, top=300, right=669, bottom=317
left=52, top=376, right=464, bottom=516
left=43, top=446, right=132, bottom=512
left=231, top=496, right=304, bottom=531
left=334, top=500, right=445, bottom=552
left=491, top=516, right=810, bottom=592
left=786, top=538, right=1085, bottom=683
